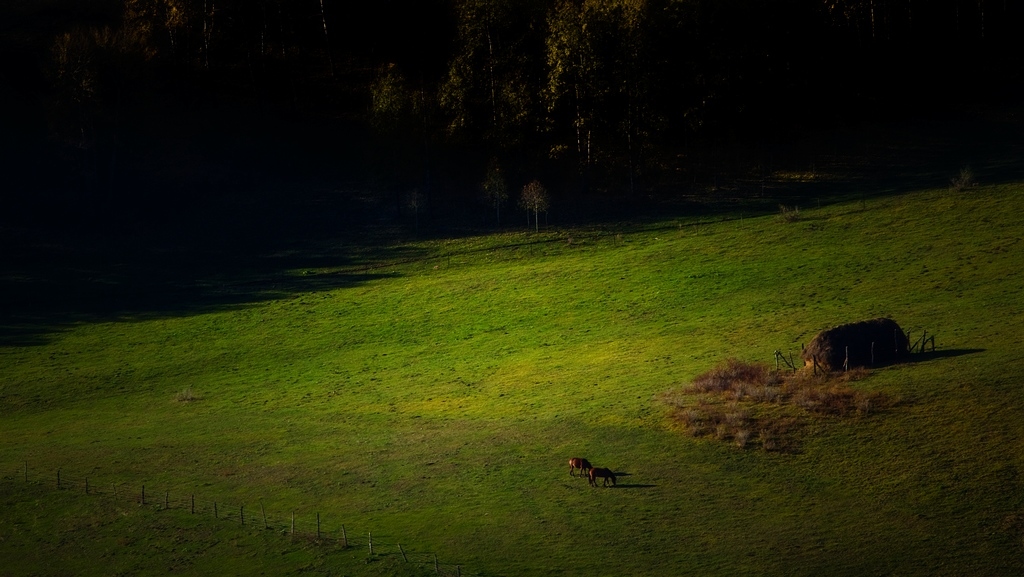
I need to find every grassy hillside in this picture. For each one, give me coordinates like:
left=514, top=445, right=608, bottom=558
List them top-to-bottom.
left=2, top=182, right=1024, bottom=575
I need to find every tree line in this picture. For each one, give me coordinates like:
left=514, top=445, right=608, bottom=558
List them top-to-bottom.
left=2, top=0, right=1021, bottom=229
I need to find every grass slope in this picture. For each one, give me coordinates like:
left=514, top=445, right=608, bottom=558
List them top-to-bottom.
left=2, top=184, right=1024, bottom=575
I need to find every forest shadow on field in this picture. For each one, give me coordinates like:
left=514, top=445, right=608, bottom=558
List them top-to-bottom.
left=573, top=108, right=1024, bottom=238
left=4, top=110, right=1023, bottom=347
left=719, top=112, right=1021, bottom=202
left=779, top=114, right=1024, bottom=201
left=0, top=205, right=409, bottom=347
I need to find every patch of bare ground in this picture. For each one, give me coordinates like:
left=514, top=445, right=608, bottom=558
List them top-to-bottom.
left=660, top=359, right=893, bottom=452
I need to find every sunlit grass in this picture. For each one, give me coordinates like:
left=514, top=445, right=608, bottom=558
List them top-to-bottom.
left=2, top=184, right=1024, bottom=575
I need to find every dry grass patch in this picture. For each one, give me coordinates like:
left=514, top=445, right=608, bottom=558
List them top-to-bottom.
left=950, top=166, right=977, bottom=191
left=777, top=204, right=801, bottom=223
left=661, top=359, right=891, bottom=451
left=175, top=386, right=200, bottom=403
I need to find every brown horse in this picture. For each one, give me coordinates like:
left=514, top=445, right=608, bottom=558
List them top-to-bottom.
left=568, top=457, right=592, bottom=478
left=588, top=467, right=616, bottom=487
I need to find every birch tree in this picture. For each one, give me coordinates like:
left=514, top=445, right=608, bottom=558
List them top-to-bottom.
left=440, top=0, right=543, bottom=148
left=545, top=0, right=599, bottom=175
left=519, top=179, right=549, bottom=231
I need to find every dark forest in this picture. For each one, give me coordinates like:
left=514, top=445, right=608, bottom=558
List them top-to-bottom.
left=2, top=0, right=1021, bottom=233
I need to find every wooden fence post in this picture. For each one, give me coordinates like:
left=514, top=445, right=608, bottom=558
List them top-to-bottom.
left=24, top=462, right=28, bottom=483
left=57, top=469, right=61, bottom=489
left=85, top=478, right=89, bottom=494
left=141, top=485, right=145, bottom=505
left=165, top=491, right=169, bottom=509
left=191, top=494, right=195, bottom=514
left=260, top=501, right=268, bottom=529
left=214, top=502, right=218, bottom=519
left=240, top=505, right=244, bottom=526
left=291, top=513, right=295, bottom=540
left=317, top=513, right=321, bottom=539
left=341, top=524, right=348, bottom=548
left=368, top=532, right=373, bottom=555
left=399, top=543, right=408, bottom=562
left=435, top=554, right=440, bottom=574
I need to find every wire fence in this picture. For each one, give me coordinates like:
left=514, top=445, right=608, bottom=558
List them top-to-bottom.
left=3, top=463, right=470, bottom=577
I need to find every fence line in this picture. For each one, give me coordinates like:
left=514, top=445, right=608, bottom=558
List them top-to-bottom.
left=4, top=464, right=469, bottom=577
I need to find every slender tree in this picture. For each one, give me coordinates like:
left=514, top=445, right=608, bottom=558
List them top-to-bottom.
left=319, top=0, right=335, bottom=77
left=481, top=158, right=509, bottom=225
left=519, top=179, right=549, bottom=231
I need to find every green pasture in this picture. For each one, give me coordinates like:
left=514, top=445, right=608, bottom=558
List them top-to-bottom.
left=2, top=183, right=1024, bottom=575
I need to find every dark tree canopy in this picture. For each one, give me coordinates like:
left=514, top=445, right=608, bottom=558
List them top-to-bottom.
left=2, top=0, right=1021, bottom=230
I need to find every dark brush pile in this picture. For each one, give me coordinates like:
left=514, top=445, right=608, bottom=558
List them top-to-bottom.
left=801, top=318, right=909, bottom=372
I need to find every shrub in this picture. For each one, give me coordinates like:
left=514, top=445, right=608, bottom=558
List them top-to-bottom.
left=950, top=166, right=976, bottom=191
left=778, top=204, right=800, bottom=222
left=667, top=358, right=889, bottom=451
left=690, top=358, right=775, bottom=394
left=689, top=375, right=731, bottom=393
left=726, top=384, right=747, bottom=401
left=748, top=385, right=781, bottom=403
left=792, top=386, right=821, bottom=411
left=175, top=387, right=198, bottom=402
left=856, top=396, right=873, bottom=415
left=678, top=408, right=703, bottom=426
left=724, top=408, right=749, bottom=427
left=715, top=423, right=730, bottom=440
left=734, top=429, right=750, bottom=448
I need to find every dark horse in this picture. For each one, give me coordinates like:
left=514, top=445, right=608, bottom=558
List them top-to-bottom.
left=569, top=457, right=592, bottom=478
left=589, top=467, right=616, bottom=487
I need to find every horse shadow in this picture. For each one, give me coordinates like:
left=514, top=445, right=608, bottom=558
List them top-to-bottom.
left=610, top=472, right=656, bottom=489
